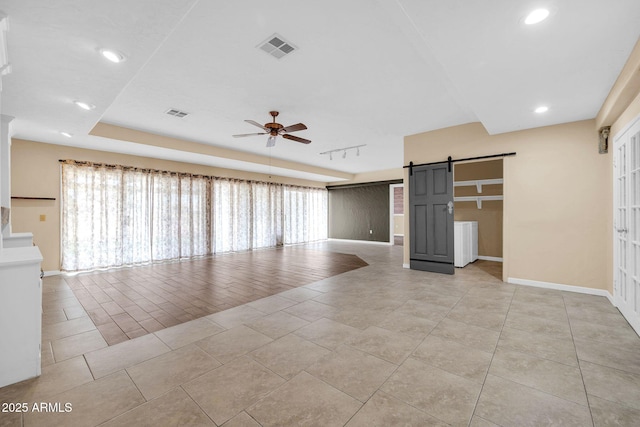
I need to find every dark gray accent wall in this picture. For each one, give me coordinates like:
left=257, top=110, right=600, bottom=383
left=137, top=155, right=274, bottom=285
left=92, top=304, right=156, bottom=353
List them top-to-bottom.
left=328, top=183, right=390, bottom=242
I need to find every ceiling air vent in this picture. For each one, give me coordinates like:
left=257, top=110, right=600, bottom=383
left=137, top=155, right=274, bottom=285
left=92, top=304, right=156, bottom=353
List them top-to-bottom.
left=258, top=34, right=297, bottom=60
left=165, top=108, right=189, bottom=118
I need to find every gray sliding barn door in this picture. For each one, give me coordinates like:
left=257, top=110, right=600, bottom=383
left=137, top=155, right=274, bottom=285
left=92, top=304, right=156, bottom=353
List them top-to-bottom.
left=409, top=163, right=454, bottom=274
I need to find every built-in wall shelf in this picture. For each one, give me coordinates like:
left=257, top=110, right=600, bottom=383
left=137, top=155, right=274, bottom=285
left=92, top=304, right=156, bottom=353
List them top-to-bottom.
left=454, top=179, right=503, bottom=193
left=454, top=195, right=503, bottom=209
left=11, top=197, right=56, bottom=200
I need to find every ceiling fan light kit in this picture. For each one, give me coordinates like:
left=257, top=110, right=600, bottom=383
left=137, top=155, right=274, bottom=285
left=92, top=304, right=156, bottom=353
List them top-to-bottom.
left=232, top=111, right=311, bottom=147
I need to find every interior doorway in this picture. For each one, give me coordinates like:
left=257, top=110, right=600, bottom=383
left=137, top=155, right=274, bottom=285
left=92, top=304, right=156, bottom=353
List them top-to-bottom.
left=452, top=159, right=504, bottom=278
left=389, top=184, right=404, bottom=246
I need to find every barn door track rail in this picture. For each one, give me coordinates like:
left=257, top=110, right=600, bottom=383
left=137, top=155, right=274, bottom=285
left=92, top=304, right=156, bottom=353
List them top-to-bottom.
left=404, top=152, right=517, bottom=176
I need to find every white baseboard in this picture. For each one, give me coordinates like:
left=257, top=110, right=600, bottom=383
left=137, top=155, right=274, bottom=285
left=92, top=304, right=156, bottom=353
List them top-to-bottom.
left=328, top=238, right=393, bottom=246
left=478, top=256, right=503, bottom=262
left=403, top=263, right=410, bottom=269
left=43, top=270, right=61, bottom=277
left=507, top=277, right=613, bottom=300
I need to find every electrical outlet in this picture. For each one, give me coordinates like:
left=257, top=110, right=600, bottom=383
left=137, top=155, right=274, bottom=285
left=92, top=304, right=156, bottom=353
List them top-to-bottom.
left=40, top=214, right=46, bottom=222
left=369, top=229, right=373, bottom=234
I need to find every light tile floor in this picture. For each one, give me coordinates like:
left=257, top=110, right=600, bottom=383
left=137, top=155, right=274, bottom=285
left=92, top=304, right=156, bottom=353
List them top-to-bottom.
left=2, top=241, right=640, bottom=426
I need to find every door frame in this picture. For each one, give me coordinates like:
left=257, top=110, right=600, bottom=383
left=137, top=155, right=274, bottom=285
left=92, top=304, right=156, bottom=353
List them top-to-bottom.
left=452, top=159, right=506, bottom=268
left=389, top=183, right=404, bottom=245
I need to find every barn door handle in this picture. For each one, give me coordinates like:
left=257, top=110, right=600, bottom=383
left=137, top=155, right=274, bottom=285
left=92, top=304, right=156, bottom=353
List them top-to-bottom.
left=447, top=201, right=454, bottom=214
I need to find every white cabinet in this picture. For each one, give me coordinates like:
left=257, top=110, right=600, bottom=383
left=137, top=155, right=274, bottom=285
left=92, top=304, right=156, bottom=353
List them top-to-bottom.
left=454, top=221, right=478, bottom=267
left=3, top=232, right=33, bottom=248
left=0, top=246, right=43, bottom=387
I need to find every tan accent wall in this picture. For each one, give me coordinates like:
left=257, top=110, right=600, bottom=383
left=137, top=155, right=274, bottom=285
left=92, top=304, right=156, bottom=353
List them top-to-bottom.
left=404, top=120, right=610, bottom=291
left=10, top=139, right=328, bottom=271
left=454, top=159, right=503, bottom=258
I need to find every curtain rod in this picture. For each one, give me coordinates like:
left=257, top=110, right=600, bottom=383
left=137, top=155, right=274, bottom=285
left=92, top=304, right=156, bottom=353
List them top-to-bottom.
left=403, top=152, right=516, bottom=171
left=58, top=159, right=326, bottom=191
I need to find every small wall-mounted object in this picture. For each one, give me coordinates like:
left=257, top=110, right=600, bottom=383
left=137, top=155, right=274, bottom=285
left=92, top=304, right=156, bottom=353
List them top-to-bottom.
left=599, top=126, right=611, bottom=154
left=11, top=197, right=56, bottom=200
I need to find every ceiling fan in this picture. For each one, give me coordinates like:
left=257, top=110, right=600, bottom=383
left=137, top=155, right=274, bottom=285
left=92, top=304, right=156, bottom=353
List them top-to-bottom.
left=232, top=111, right=311, bottom=147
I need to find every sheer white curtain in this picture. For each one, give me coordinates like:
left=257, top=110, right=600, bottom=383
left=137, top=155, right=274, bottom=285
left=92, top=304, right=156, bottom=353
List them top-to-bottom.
left=62, top=161, right=327, bottom=271
left=62, top=163, right=212, bottom=271
left=62, top=163, right=124, bottom=270
left=121, top=169, right=151, bottom=265
left=150, top=172, right=180, bottom=261
left=180, top=176, right=210, bottom=257
left=212, top=179, right=252, bottom=253
left=252, top=182, right=283, bottom=248
left=283, top=186, right=328, bottom=244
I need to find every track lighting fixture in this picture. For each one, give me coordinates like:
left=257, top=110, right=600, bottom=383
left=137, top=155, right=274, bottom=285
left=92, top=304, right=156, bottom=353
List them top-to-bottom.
left=320, top=144, right=366, bottom=160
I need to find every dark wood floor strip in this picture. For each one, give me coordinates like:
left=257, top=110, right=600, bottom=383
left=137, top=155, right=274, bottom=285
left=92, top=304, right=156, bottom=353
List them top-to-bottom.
left=66, top=247, right=368, bottom=345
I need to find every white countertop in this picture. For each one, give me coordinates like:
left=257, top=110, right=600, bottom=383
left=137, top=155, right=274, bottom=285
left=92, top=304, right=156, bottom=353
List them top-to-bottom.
left=0, top=246, right=43, bottom=267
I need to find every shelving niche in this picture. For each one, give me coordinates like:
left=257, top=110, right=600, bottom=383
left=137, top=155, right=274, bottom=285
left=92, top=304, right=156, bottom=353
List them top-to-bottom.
left=453, top=178, right=503, bottom=209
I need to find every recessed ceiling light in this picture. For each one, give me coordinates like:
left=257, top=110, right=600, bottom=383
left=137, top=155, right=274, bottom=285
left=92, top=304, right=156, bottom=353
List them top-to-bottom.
left=524, top=8, right=550, bottom=25
left=100, top=49, right=126, bottom=63
left=74, top=100, right=96, bottom=111
left=535, top=106, right=549, bottom=113
left=60, top=131, right=73, bottom=138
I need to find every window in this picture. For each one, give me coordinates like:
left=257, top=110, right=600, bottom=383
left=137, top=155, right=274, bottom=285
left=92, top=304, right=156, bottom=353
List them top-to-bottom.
left=61, top=161, right=327, bottom=271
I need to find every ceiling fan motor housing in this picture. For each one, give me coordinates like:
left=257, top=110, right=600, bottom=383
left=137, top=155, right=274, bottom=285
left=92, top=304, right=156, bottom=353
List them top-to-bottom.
left=265, top=122, right=283, bottom=135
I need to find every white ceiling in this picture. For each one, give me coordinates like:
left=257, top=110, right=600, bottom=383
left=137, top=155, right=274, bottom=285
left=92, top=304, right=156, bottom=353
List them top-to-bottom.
left=2, top=0, right=640, bottom=182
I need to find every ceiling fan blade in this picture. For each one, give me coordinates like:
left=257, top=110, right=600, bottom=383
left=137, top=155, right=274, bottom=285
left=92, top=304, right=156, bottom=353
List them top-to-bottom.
left=245, top=119, right=269, bottom=131
left=281, top=123, right=307, bottom=133
left=232, top=132, right=268, bottom=138
left=282, top=134, right=311, bottom=144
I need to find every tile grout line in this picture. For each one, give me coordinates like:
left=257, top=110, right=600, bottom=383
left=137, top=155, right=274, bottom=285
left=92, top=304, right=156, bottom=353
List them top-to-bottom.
left=466, top=282, right=516, bottom=427
left=563, top=292, right=597, bottom=427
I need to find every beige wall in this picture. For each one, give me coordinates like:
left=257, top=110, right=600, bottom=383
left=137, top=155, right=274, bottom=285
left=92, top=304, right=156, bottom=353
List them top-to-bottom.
left=611, top=90, right=640, bottom=137
left=404, top=120, right=610, bottom=291
left=10, top=139, right=328, bottom=271
left=454, top=159, right=503, bottom=258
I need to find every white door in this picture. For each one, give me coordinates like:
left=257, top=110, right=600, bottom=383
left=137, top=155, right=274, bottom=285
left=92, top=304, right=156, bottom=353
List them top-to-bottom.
left=614, top=117, right=640, bottom=335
